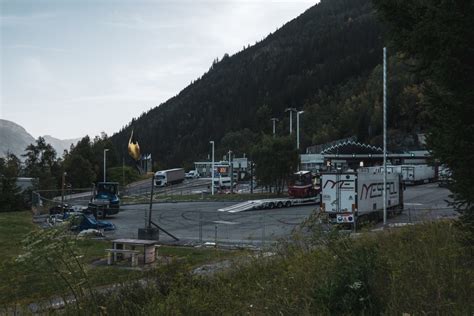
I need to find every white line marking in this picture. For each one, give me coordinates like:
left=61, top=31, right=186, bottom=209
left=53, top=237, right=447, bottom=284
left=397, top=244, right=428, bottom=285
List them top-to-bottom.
left=212, top=220, right=239, bottom=225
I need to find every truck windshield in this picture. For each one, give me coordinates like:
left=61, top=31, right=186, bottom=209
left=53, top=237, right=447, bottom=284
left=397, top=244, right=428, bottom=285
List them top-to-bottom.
left=290, top=173, right=312, bottom=186
left=156, top=175, right=165, bottom=179
left=97, top=183, right=117, bottom=195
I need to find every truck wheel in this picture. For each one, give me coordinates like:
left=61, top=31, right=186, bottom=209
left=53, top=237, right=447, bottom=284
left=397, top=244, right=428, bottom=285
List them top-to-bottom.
left=285, top=201, right=291, bottom=208
left=268, top=202, right=275, bottom=209
left=277, top=202, right=283, bottom=208
left=97, top=209, right=106, bottom=219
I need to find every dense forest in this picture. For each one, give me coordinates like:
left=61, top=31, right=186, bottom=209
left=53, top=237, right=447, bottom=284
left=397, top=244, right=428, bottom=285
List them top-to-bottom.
left=110, top=0, right=425, bottom=169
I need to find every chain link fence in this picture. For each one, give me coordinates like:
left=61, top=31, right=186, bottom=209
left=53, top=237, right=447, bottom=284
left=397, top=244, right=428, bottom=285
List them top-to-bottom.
left=32, top=188, right=94, bottom=215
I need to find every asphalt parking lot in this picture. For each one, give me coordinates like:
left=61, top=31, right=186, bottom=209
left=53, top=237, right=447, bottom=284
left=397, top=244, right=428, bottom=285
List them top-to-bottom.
left=102, top=183, right=456, bottom=246
left=105, top=201, right=315, bottom=246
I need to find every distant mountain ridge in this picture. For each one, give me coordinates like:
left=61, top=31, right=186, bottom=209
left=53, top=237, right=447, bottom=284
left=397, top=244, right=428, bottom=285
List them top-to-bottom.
left=0, top=119, right=79, bottom=159
left=43, top=135, right=80, bottom=156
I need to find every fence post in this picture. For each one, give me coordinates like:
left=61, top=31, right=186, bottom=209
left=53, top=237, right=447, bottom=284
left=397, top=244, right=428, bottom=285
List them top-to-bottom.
left=199, top=211, right=203, bottom=243
left=214, top=224, right=218, bottom=248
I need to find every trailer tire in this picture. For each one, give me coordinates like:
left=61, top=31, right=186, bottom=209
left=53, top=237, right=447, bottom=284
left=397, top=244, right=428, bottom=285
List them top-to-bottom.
left=285, top=201, right=291, bottom=208
left=268, top=202, right=275, bottom=209
left=277, top=202, right=283, bottom=208
left=97, top=209, right=106, bottom=219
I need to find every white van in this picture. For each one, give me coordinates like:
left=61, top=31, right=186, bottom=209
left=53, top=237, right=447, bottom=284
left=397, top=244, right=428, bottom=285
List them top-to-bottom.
left=185, top=170, right=200, bottom=179
left=213, top=177, right=235, bottom=189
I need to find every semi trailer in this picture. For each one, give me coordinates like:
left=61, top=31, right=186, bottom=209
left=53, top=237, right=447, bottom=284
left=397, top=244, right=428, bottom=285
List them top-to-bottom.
left=376, top=164, right=436, bottom=185
left=400, top=164, right=436, bottom=185
left=320, top=167, right=403, bottom=224
left=154, top=168, right=185, bottom=186
left=218, top=170, right=321, bottom=212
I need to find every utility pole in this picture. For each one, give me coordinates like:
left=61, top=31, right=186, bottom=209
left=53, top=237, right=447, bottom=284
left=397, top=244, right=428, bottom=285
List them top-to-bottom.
left=383, top=46, right=388, bottom=226
left=285, top=108, right=297, bottom=135
left=296, top=110, right=305, bottom=150
left=270, top=118, right=279, bottom=138
left=210, top=141, right=215, bottom=195
left=103, top=148, right=109, bottom=182
left=228, top=150, right=234, bottom=194
left=122, top=156, right=125, bottom=186
left=250, top=160, right=254, bottom=194
left=61, top=172, right=66, bottom=207
left=148, top=175, right=154, bottom=228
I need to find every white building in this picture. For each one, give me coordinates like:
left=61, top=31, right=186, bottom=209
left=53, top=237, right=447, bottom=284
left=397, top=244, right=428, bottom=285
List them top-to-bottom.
left=194, top=157, right=249, bottom=179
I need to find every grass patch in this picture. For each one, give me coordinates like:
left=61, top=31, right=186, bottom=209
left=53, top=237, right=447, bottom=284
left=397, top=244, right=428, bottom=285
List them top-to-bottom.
left=0, top=211, right=244, bottom=306
left=0, top=211, right=35, bottom=260
left=64, top=220, right=473, bottom=315
left=158, top=245, right=243, bottom=266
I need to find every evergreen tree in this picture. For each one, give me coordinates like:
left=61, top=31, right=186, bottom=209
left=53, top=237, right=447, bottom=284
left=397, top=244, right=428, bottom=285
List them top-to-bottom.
left=373, top=0, right=474, bottom=227
left=251, top=136, right=299, bottom=194
left=22, top=137, right=61, bottom=190
left=0, top=153, right=24, bottom=211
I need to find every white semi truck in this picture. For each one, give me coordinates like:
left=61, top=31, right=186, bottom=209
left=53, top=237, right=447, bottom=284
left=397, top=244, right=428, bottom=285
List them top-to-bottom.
left=376, top=164, right=436, bottom=185
left=400, top=164, right=435, bottom=185
left=320, top=167, right=403, bottom=224
left=154, top=168, right=185, bottom=187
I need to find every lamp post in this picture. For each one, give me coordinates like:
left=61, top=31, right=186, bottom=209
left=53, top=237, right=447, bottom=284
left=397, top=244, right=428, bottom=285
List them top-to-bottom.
left=383, top=46, right=388, bottom=226
left=285, top=108, right=297, bottom=135
left=296, top=110, right=304, bottom=150
left=270, top=118, right=279, bottom=138
left=210, top=141, right=215, bottom=195
left=103, top=149, right=109, bottom=182
left=228, top=150, right=233, bottom=194
left=61, top=171, right=66, bottom=207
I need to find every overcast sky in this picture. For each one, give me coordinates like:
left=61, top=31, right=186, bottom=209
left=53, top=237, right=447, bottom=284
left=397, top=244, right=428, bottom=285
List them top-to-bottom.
left=1, top=0, right=316, bottom=139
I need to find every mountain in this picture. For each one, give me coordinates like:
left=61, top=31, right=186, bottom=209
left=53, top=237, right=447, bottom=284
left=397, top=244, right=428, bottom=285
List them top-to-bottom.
left=110, top=0, right=425, bottom=168
left=0, top=120, right=80, bottom=159
left=0, top=120, right=35, bottom=159
left=42, top=135, right=80, bottom=157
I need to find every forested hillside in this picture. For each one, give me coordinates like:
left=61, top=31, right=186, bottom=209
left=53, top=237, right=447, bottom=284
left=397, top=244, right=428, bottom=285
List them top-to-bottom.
left=111, top=0, right=425, bottom=168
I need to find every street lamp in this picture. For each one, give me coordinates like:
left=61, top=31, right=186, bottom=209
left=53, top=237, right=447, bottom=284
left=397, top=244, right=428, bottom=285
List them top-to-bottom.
left=284, top=107, right=297, bottom=134
left=296, top=110, right=304, bottom=150
left=270, top=118, right=279, bottom=138
left=210, top=141, right=215, bottom=195
left=103, top=149, right=109, bottom=182
left=228, top=150, right=234, bottom=194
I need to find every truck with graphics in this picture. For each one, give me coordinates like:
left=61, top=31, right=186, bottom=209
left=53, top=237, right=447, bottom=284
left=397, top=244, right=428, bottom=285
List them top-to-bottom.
left=320, top=167, right=403, bottom=225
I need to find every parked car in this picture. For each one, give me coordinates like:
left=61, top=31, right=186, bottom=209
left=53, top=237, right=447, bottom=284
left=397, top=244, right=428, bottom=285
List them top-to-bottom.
left=185, top=170, right=200, bottom=179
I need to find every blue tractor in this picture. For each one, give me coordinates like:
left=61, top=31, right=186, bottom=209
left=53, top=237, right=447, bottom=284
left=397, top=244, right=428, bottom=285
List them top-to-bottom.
left=88, top=182, right=120, bottom=219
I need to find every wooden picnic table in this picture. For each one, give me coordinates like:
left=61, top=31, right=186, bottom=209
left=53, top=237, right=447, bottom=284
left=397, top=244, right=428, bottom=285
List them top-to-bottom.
left=111, top=238, right=158, bottom=264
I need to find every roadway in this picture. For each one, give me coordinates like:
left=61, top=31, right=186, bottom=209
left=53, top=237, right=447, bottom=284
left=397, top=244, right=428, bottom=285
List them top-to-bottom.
left=103, top=183, right=456, bottom=245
